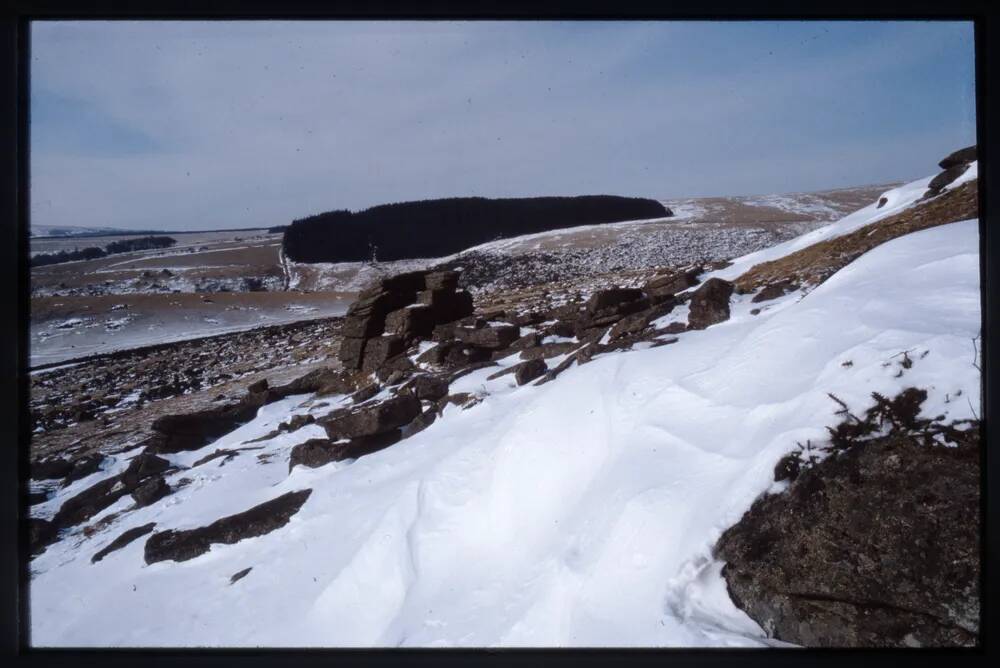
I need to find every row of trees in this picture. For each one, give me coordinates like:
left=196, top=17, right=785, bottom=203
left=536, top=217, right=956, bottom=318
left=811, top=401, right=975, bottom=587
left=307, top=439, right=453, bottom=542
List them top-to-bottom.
left=282, top=195, right=670, bottom=263
left=31, top=236, right=177, bottom=267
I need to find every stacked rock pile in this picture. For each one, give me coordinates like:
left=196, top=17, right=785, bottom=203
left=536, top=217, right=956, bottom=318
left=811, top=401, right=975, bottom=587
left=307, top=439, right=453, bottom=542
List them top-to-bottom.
left=338, top=269, right=475, bottom=375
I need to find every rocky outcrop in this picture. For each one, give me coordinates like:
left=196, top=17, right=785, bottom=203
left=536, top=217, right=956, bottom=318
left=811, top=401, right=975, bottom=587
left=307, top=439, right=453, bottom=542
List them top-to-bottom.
left=924, top=145, right=976, bottom=199
left=938, top=145, right=976, bottom=169
left=643, top=268, right=700, bottom=304
left=338, top=270, right=474, bottom=372
left=687, top=278, right=734, bottom=329
left=715, top=392, right=980, bottom=648
left=149, top=394, right=267, bottom=454
left=320, top=394, right=422, bottom=441
left=144, top=489, right=312, bottom=564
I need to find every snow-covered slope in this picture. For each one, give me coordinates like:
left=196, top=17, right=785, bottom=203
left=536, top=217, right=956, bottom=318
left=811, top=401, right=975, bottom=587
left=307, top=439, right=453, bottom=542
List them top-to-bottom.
left=30, top=176, right=982, bottom=647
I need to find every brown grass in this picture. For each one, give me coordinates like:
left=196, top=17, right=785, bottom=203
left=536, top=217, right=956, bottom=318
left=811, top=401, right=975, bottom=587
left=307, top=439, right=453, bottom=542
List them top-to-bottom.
left=734, top=180, right=979, bottom=293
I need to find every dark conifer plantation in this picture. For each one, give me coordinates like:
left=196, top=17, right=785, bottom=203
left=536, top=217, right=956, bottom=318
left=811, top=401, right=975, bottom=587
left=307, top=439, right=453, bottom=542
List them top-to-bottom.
left=283, top=195, right=670, bottom=263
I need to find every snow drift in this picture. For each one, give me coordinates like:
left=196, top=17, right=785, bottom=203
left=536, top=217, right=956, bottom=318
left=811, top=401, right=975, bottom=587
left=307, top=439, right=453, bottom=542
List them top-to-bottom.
left=30, top=172, right=981, bottom=647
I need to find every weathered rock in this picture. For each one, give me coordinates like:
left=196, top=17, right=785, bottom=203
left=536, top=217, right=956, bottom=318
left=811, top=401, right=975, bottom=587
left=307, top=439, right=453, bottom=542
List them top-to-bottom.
left=938, top=144, right=976, bottom=169
left=925, top=163, right=970, bottom=198
left=877, top=196, right=888, bottom=209
left=644, top=269, right=700, bottom=303
left=425, top=270, right=459, bottom=291
left=687, top=277, right=734, bottom=330
left=752, top=281, right=798, bottom=304
left=586, top=288, right=645, bottom=314
left=607, top=300, right=677, bottom=340
left=384, top=304, right=438, bottom=340
left=544, top=320, right=577, bottom=339
left=659, top=321, right=688, bottom=334
left=431, top=322, right=456, bottom=342
left=453, top=324, right=519, bottom=350
left=508, top=331, right=542, bottom=351
left=361, top=334, right=406, bottom=373
left=337, top=336, right=367, bottom=371
left=417, top=340, right=493, bottom=367
left=519, top=342, right=578, bottom=360
left=534, top=350, right=581, bottom=385
left=514, top=359, right=547, bottom=385
left=401, top=374, right=450, bottom=402
left=247, top=378, right=269, bottom=395
left=350, top=383, right=380, bottom=404
left=320, top=394, right=422, bottom=440
left=150, top=399, right=264, bottom=453
left=406, top=408, right=438, bottom=436
left=279, top=413, right=315, bottom=433
left=334, top=429, right=403, bottom=460
left=716, top=431, right=980, bottom=647
left=288, top=438, right=337, bottom=472
left=192, top=448, right=243, bottom=467
left=121, top=452, right=171, bottom=488
left=61, top=454, right=105, bottom=486
left=31, top=457, right=74, bottom=481
left=51, top=474, right=131, bottom=530
left=131, top=476, right=171, bottom=508
left=144, top=489, right=313, bottom=564
left=29, top=518, right=58, bottom=555
left=91, top=522, right=157, bottom=563
left=230, top=567, right=253, bottom=584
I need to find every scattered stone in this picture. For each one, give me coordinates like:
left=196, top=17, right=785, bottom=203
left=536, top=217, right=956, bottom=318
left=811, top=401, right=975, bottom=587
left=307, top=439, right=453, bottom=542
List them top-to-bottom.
left=643, top=269, right=700, bottom=303
left=687, top=277, right=734, bottom=330
left=752, top=281, right=798, bottom=304
left=586, top=288, right=645, bottom=314
left=453, top=324, right=519, bottom=350
left=519, top=342, right=578, bottom=360
left=514, top=359, right=547, bottom=385
left=401, top=374, right=450, bottom=402
left=247, top=378, right=269, bottom=395
left=350, top=383, right=380, bottom=404
left=320, top=394, right=421, bottom=441
left=149, top=398, right=265, bottom=453
left=279, top=413, right=315, bottom=433
left=288, top=439, right=337, bottom=472
left=121, top=453, right=171, bottom=488
left=61, top=454, right=105, bottom=486
left=31, top=457, right=74, bottom=481
left=51, top=474, right=131, bottom=531
left=131, top=476, right=171, bottom=508
left=144, top=489, right=313, bottom=564
left=28, top=490, right=49, bottom=505
left=29, top=518, right=58, bottom=556
left=91, top=522, right=156, bottom=563
left=229, top=567, right=253, bottom=584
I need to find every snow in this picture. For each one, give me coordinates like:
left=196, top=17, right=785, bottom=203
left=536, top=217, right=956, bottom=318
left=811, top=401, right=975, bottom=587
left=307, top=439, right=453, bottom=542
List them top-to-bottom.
left=711, top=170, right=952, bottom=284
left=30, top=175, right=981, bottom=647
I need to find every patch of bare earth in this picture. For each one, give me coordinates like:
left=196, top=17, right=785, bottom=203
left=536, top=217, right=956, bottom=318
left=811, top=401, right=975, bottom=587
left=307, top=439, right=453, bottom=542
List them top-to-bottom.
left=734, top=181, right=978, bottom=293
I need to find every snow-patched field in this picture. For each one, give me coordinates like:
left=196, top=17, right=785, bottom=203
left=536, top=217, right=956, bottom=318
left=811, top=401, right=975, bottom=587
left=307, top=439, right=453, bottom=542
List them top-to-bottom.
left=30, top=175, right=981, bottom=647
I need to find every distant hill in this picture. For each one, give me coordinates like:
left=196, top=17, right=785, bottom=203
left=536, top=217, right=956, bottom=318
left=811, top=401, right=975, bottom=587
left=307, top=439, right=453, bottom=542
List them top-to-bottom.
left=282, top=195, right=671, bottom=263
left=31, top=225, right=132, bottom=238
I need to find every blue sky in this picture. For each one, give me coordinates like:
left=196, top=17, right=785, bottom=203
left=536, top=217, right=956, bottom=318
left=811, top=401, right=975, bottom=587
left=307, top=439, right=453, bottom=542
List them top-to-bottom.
left=31, top=20, right=976, bottom=231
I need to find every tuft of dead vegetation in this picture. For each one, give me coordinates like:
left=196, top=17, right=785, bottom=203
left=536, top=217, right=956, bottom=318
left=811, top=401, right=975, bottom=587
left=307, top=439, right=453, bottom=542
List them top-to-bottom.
left=734, top=180, right=978, bottom=293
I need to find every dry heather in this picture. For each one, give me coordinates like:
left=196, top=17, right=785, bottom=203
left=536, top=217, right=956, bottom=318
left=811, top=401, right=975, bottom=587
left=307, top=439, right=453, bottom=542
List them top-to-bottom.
left=734, top=180, right=979, bottom=293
